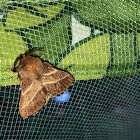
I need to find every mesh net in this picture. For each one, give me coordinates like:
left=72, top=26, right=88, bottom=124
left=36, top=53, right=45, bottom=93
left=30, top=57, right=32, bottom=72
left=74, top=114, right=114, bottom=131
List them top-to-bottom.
left=0, top=0, right=140, bottom=139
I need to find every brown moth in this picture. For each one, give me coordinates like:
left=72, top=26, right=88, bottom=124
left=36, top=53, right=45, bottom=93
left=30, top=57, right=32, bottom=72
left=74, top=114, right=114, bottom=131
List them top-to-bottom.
left=9, top=49, right=74, bottom=119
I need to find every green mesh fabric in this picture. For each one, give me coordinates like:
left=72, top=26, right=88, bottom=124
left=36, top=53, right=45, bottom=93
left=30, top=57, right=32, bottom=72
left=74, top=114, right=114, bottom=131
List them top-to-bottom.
left=0, top=0, right=140, bottom=139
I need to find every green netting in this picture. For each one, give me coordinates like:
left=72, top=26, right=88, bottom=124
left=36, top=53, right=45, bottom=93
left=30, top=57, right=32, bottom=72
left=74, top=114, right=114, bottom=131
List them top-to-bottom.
left=0, top=0, right=140, bottom=139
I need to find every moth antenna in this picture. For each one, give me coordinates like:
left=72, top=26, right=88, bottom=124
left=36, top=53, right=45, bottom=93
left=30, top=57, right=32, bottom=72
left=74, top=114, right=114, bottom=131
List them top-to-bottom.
left=25, top=48, right=44, bottom=56
left=25, top=49, right=34, bottom=56
left=14, top=54, right=23, bottom=68
left=23, top=54, right=25, bottom=59
left=6, top=67, right=18, bottom=72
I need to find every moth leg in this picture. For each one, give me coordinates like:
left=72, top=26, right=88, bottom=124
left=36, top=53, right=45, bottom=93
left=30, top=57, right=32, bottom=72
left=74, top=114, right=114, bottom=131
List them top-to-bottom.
left=40, top=54, right=44, bottom=59
left=6, top=66, right=18, bottom=79
left=6, top=67, right=18, bottom=72
left=6, top=68, right=13, bottom=71
left=5, top=69, right=18, bottom=79
left=8, top=74, right=18, bottom=79
left=11, top=75, right=18, bottom=79
left=47, top=93, right=54, bottom=98
left=45, top=94, right=54, bottom=102
left=46, top=96, right=50, bottom=102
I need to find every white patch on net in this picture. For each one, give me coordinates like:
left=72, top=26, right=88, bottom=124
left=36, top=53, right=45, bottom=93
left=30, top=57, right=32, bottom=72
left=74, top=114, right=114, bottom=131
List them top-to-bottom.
left=0, top=14, right=3, bottom=19
left=71, top=15, right=91, bottom=45
left=94, top=29, right=102, bottom=35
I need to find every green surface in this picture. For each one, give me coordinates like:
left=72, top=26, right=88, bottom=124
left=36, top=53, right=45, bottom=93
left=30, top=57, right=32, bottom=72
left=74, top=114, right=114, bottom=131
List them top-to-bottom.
left=71, top=0, right=140, bottom=32
left=4, top=4, right=65, bottom=30
left=34, top=4, right=66, bottom=21
left=5, top=7, right=47, bottom=29
left=23, top=12, right=69, bottom=64
left=0, top=23, right=27, bottom=86
left=108, top=33, right=139, bottom=77
left=57, top=34, right=110, bottom=80
left=138, top=34, right=140, bottom=55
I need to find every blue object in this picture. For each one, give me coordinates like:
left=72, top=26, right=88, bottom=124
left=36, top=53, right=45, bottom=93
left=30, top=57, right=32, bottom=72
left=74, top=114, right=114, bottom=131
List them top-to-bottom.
left=53, top=90, right=71, bottom=104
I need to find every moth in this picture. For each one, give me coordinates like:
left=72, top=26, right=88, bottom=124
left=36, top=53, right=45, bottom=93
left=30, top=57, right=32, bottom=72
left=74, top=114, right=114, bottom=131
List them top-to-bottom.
left=9, top=49, right=74, bottom=118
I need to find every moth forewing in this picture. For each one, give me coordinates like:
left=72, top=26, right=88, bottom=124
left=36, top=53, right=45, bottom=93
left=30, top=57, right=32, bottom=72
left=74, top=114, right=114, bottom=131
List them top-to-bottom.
left=19, top=79, right=46, bottom=118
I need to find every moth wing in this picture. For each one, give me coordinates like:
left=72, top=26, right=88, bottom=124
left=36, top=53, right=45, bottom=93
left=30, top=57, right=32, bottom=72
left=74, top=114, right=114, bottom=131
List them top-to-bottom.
left=42, top=62, right=74, bottom=98
left=19, top=77, right=46, bottom=118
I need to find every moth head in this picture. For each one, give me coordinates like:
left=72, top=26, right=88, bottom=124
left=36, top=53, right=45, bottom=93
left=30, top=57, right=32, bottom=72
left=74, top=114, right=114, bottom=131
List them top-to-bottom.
left=11, top=48, right=44, bottom=74
left=12, top=49, right=35, bottom=72
left=11, top=54, right=24, bottom=72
